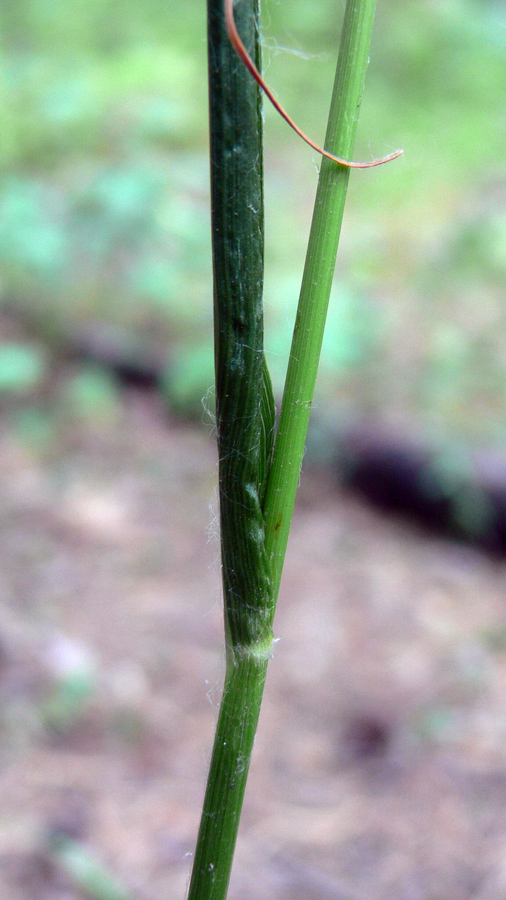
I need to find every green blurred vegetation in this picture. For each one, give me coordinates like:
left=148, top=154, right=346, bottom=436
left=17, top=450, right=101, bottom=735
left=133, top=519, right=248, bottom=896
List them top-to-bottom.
left=0, top=0, right=505, bottom=441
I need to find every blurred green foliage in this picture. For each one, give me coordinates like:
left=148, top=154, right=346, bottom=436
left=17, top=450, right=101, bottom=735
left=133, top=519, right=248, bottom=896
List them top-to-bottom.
left=0, top=0, right=504, bottom=442
left=0, top=340, right=46, bottom=392
left=49, top=833, right=133, bottom=900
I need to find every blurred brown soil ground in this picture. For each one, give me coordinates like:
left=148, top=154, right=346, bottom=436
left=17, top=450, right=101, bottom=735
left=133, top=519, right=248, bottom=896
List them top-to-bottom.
left=1, top=391, right=506, bottom=899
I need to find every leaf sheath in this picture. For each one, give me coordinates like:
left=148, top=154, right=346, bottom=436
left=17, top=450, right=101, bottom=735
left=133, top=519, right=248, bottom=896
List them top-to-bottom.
left=187, top=0, right=273, bottom=895
left=209, top=0, right=274, bottom=652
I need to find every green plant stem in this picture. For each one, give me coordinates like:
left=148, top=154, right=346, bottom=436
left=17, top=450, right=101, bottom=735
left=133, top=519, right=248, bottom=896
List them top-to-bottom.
left=187, top=0, right=271, bottom=896
left=263, top=0, right=380, bottom=600
left=189, top=1, right=384, bottom=898
left=187, top=649, right=270, bottom=900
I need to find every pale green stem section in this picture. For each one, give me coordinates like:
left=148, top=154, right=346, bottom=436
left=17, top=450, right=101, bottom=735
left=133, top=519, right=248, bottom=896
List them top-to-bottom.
left=263, top=0, right=379, bottom=601
left=187, top=648, right=270, bottom=900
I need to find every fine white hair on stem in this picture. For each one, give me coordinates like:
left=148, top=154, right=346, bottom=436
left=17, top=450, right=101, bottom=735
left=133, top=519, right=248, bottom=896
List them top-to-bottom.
left=262, top=36, right=328, bottom=62
left=201, top=384, right=217, bottom=434
left=206, top=487, right=221, bottom=552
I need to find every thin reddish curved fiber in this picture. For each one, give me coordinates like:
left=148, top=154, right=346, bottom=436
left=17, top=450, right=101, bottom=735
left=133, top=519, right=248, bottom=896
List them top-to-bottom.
left=224, top=0, right=403, bottom=169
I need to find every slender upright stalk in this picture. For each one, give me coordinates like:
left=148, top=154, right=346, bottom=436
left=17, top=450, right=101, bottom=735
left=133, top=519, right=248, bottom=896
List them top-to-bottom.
left=263, top=0, right=380, bottom=599
left=189, top=1, right=388, bottom=897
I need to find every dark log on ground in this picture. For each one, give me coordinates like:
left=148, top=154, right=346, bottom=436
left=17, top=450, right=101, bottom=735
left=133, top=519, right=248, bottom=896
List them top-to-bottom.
left=5, top=305, right=506, bottom=555
left=0, top=306, right=167, bottom=392
left=67, top=325, right=165, bottom=392
left=330, top=424, right=506, bottom=556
